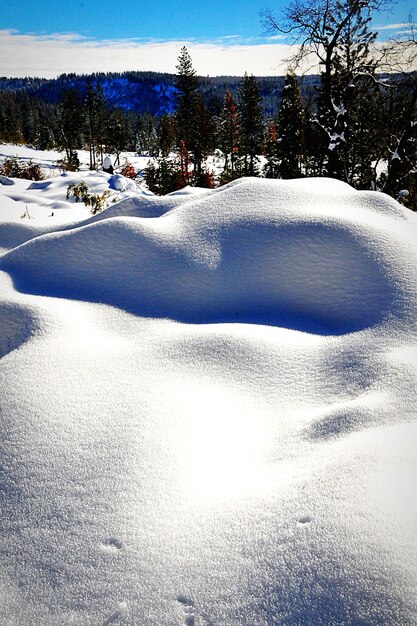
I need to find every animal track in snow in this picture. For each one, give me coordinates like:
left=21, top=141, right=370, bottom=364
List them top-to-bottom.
left=297, top=515, right=313, bottom=525
left=100, top=537, right=123, bottom=551
left=177, top=595, right=195, bottom=626
left=102, top=602, right=128, bottom=625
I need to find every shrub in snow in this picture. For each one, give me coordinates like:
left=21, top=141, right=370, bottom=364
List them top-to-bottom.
left=56, top=153, right=80, bottom=172
left=0, top=156, right=45, bottom=181
left=145, top=158, right=179, bottom=195
left=120, top=161, right=136, bottom=180
left=193, top=169, right=215, bottom=189
left=66, top=181, right=115, bottom=214
left=66, top=182, right=90, bottom=204
left=86, top=190, right=113, bottom=215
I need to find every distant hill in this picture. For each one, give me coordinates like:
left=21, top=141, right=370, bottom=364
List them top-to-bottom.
left=0, top=71, right=321, bottom=118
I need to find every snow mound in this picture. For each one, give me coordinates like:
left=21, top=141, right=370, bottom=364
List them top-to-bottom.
left=103, top=155, right=113, bottom=170
left=108, top=173, right=137, bottom=192
left=0, top=175, right=14, bottom=186
left=1, top=175, right=417, bottom=626
left=2, top=178, right=416, bottom=334
left=27, top=180, right=52, bottom=191
left=166, top=184, right=214, bottom=197
left=0, top=272, right=42, bottom=358
left=0, top=299, right=39, bottom=359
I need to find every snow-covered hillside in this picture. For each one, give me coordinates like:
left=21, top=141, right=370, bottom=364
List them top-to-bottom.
left=1, top=151, right=417, bottom=625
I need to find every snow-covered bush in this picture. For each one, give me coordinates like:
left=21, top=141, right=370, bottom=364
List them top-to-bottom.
left=0, top=156, right=45, bottom=181
left=120, top=160, right=136, bottom=179
left=66, top=181, right=113, bottom=214
left=66, top=181, right=90, bottom=203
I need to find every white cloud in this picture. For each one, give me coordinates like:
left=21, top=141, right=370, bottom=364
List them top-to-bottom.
left=374, top=22, right=413, bottom=30
left=0, top=29, right=303, bottom=78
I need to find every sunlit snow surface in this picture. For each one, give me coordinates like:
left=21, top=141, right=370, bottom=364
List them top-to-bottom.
left=1, top=163, right=417, bottom=625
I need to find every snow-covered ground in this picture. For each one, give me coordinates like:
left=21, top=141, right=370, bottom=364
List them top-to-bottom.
left=0, top=143, right=153, bottom=180
left=1, top=145, right=417, bottom=625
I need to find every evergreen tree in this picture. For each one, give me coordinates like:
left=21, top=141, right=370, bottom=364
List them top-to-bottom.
left=262, top=0, right=390, bottom=181
left=321, top=4, right=380, bottom=179
left=174, top=47, right=199, bottom=151
left=276, top=72, right=305, bottom=178
left=238, top=74, right=264, bottom=176
left=344, top=77, right=385, bottom=188
left=382, top=78, right=417, bottom=205
left=85, top=81, right=108, bottom=169
left=85, top=83, right=98, bottom=169
left=59, top=88, right=83, bottom=168
left=219, top=90, right=240, bottom=180
left=193, top=95, right=214, bottom=178
left=107, top=110, right=130, bottom=166
left=157, top=114, right=176, bottom=157
left=264, top=119, right=280, bottom=178
left=35, top=120, right=55, bottom=150
left=177, top=140, right=192, bottom=188
left=145, top=158, right=179, bottom=195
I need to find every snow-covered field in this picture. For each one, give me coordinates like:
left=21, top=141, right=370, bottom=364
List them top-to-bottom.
left=0, top=143, right=152, bottom=186
left=0, top=145, right=417, bottom=625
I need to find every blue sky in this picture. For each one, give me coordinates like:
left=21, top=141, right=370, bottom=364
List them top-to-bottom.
left=1, top=0, right=415, bottom=77
left=4, top=0, right=275, bottom=43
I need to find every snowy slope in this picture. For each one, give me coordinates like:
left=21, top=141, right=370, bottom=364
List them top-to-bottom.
left=0, top=170, right=417, bottom=625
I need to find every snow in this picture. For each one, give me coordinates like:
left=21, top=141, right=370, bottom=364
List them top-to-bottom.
left=0, top=143, right=152, bottom=179
left=1, top=145, right=417, bottom=625
left=103, top=155, right=113, bottom=170
left=166, top=185, right=214, bottom=197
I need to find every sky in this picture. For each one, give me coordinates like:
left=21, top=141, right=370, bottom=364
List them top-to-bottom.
left=1, top=0, right=416, bottom=77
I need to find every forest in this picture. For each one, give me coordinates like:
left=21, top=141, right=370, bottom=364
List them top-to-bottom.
left=0, top=0, right=416, bottom=208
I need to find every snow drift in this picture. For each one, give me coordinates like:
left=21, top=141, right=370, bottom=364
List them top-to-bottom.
left=0, top=173, right=417, bottom=626
left=2, top=178, right=415, bottom=334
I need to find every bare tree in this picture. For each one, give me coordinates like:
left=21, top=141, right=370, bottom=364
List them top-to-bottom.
left=261, top=0, right=392, bottom=180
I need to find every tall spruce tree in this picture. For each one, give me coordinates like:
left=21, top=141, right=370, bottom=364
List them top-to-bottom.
left=174, top=47, right=199, bottom=152
left=276, top=72, right=305, bottom=178
left=238, top=73, right=264, bottom=176
left=382, top=79, right=417, bottom=205
left=85, top=82, right=108, bottom=169
left=85, top=83, right=98, bottom=169
left=60, top=88, right=83, bottom=168
left=219, top=90, right=240, bottom=181
left=193, top=95, right=214, bottom=179
left=107, top=110, right=129, bottom=166
left=157, top=114, right=176, bottom=157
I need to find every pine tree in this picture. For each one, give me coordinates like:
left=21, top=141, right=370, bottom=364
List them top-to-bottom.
left=262, top=0, right=390, bottom=182
left=322, top=5, right=379, bottom=179
left=174, top=47, right=199, bottom=151
left=276, top=73, right=305, bottom=178
left=238, top=74, right=264, bottom=176
left=382, top=80, right=417, bottom=205
left=85, top=81, right=108, bottom=169
left=85, top=83, right=97, bottom=170
left=60, top=88, right=83, bottom=168
left=219, top=90, right=240, bottom=180
left=192, top=96, right=214, bottom=179
left=107, top=110, right=129, bottom=166
left=157, top=114, right=176, bottom=157
left=264, top=119, right=280, bottom=178
left=35, top=121, right=54, bottom=150
left=177, top=140, right=192, bottom=188
left=145, top=158, right=179, bottom=195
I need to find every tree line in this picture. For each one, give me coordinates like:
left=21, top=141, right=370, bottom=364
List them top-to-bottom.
left=0, top=0, right=416, bottom=208
left=149, top=39, right=417, bottom=209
